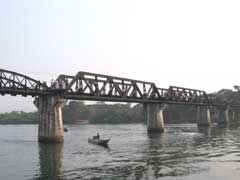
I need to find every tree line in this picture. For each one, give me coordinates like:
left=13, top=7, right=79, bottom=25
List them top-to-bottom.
left=0, top=88, right=239, bottom=124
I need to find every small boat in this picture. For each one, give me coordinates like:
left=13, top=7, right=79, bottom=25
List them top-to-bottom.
left=64, top=128, right=68, bottom=132
left=88, top=138, right=110, bottom=146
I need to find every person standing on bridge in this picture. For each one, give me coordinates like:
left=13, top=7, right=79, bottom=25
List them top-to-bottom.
left=51, top=79, right=55, bottom=88
left=55, top=80, right=59, bottom=89
left=61, top=80, right=66, bottom=89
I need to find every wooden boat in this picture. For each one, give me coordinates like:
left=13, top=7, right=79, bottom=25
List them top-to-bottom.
left=88, top=138, right=110, bottom=146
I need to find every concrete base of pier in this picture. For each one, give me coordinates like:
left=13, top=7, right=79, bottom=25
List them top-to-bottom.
left=34, top=96, right=66, bottom=143
left=147, top=104, right=167, bottom=133
left=197, top=106, right=212, bottom=127
left=217, top=106, right=230, bottom=125
left=229, top=110, right=235, bottom=122
left=231, top=110, right=240, bottom=122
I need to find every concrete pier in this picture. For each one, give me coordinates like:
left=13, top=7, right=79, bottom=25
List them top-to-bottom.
left=34, top=96, right=66, bottom=143
left=147, top=104, right=167, bottom=133
left=197, top=106, right=212, bottom=127
left=217, top=106, right=230, bottom=125
left=229, top=109, right=240, bottom=122
left=233, top=109, right=240, bottom=122
left=229, top=110, right=235, bottom=122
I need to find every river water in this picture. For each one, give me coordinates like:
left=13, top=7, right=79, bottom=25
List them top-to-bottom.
left=0, top=123, right=240, bottom=180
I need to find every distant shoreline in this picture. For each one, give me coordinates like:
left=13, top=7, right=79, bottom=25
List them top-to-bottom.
left=1, top=89, right=240, bottom=125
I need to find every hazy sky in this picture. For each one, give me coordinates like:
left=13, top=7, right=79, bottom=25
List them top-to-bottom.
left=1, top=0, right=240, bottom=112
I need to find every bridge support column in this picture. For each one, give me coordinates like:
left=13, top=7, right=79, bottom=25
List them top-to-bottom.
left=34, top=96, right=66, bottom=143
left=147, top=104, right=167, bottom=133
left=197, top=106, right=212, bottom=127
left=217, top=106, right=230, bottom=125
left=210, top=107, right=218, bottom=123
left=229, top=108, right=235, bottom=122
left=230, top=109, right=240, bottom=122
left=234, top=110, right=240, bottom=122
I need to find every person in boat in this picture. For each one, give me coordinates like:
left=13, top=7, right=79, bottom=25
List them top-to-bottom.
left=93, top=133, right=100, bottom=139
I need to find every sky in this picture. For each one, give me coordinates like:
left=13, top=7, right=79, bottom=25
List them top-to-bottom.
left=0, top=0, right=240, bottom=112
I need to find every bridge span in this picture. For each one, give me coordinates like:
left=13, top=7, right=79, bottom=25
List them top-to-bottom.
left=1, top=69, right=239, bottom=142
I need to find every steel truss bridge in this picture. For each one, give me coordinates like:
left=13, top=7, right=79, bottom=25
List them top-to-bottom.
left=0, top=69, right=238, bottom=107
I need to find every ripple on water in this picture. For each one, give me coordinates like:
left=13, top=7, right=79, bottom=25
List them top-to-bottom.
left=1, top=124, right=240, bottom=180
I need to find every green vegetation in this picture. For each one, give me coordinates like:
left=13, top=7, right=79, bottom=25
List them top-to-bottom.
left=1, top=88, right=240, bottom=124
left=209, top=89, right=240, bottom=105
left=0, top=101, right=145, bottom=124
left=63, top=101, right=146, bottom=124
left=63, top=101, right=90, bottom=124
left=87, top=103, right=145, bottom=124
left=0, top=111, right=38, bottom=124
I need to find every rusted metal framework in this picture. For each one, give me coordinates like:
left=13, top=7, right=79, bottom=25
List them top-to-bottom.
left=0, top=69, right=49, bottom=96
left=0, top=69, right=213, bottom=105
left=51, top=71, right=211, bottom=105
left=55, top=72, right=162, bottom=103
left=165, top=86, right=210, bottom=104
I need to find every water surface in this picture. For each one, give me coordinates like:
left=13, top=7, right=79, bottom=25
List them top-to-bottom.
left=0, top=124, right=240, bottom=180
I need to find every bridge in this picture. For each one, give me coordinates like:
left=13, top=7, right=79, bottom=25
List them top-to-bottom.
left=0, top=69, right=239, bottom=142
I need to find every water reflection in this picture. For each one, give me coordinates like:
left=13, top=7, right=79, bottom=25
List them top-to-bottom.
left=25, top=123, right=240, bottom=180
left=128, top=124, right=240, bottom=179
left=198, top=124, right=230, bottom=138
left=198, top=126, right=212, bottom=137
left=144, top=132, right=208, bottom=179
left=33, top=143, right=64, bottom=180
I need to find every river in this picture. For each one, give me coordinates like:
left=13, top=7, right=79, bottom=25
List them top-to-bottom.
left=0, top=123, right=240, bottom=180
